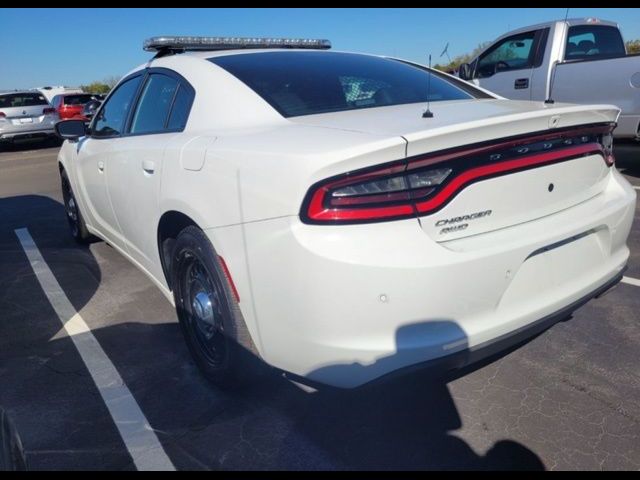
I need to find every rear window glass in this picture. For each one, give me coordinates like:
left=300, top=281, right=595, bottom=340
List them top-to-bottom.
left=565, top=25, right=626, bottom=60
left=210, top=51, right=476, bottom=118
left=167, top=85, right=192, bottom=130
left=0, top=93, right=48, bottom=108
left=63, top=94, right=94, bottom=105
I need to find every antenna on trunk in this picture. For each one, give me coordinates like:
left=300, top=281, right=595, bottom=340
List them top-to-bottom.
left=545, top=8, right=570, bottom=105
left=423, top=54, right=434, bottom=118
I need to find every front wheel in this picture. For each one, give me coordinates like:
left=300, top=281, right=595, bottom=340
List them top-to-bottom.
left=171, top=226, right=261, bottom=389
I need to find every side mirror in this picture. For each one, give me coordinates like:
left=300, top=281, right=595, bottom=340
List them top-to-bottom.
left=458, top=63, right=472, bottom=81
left=55, top=119, right=87, bottom=141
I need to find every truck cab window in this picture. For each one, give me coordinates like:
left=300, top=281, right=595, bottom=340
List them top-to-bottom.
left=565, top=25, right=626, bottom=61
left=476, top=31, right=536, bottom=78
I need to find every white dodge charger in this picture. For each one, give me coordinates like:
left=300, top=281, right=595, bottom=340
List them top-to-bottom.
left=55, top=37, right=636, bottom=389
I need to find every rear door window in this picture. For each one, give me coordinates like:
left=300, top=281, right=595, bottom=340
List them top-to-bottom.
left=565, top=25, right=626, bottom=61
left=129, top=73, right=179, bottom=134
left=166, top=84, right=193, bottom=130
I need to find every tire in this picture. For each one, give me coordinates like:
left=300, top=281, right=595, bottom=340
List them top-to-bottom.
left=60, top=169, right=92, bottom=244
left=171, top=226, right=262, bottom=389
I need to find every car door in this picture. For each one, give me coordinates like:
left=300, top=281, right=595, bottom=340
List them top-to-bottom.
left=472, top=29, right=546, bottom=100
left=106, top=70, right=195, bottom=279
left=74, top=74, right=143, bottom=251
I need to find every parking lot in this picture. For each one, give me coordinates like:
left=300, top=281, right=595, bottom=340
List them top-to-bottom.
left=0, top=141, right=639, bottom=470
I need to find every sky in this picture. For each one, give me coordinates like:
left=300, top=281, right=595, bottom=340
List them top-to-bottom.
left=2, top=8, right=640, bottom=90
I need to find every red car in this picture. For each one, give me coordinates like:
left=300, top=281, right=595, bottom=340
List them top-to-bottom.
left=51, top=93, right=96, bottom=120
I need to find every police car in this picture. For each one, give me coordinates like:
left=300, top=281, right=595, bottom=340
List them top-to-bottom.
left=55, top=36, right=636, bottom=388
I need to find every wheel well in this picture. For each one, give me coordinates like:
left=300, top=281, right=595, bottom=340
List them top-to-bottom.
left=157, top=211, right=198, bottom=290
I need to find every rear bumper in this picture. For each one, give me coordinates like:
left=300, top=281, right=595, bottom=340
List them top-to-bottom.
left=0, top=127, right=56, bottom=141
left=210, top=168, right=636, bottom=388
left=363, top=268, right=625, bottom=388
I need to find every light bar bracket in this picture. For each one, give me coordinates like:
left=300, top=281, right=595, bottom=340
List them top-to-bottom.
left=143, top=36, right=332, bottom=55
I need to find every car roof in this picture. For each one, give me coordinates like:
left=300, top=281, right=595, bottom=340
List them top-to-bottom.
left=502, top=18, right=618, bottom=37
left=181, top=48, right=379, bottom=61
left=0, top=90, right=44, bottom=96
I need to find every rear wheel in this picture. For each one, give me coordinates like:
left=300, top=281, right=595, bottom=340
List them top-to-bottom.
left=60, top=170, right=92, bottom=244
left=171, top=226, right=261, bottom=389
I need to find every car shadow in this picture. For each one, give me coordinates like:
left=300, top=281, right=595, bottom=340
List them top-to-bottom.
left=0, top=138, right=61, bottom=153
left=0, top=194, right=545, bottom=470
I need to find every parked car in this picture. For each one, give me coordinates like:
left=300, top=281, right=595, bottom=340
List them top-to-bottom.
left=458, top=18, right=640, bottom=140
left=55, top=36, right=636, bottom=389
left=36, top=86, right=83, bottom=104
left=0, top=91, right=59, bottom=146
left=51, top=93, right=96, bottom=120
left=81, top=98, right=102, bottom=123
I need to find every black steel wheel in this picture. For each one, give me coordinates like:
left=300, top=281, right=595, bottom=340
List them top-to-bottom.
left=171, top=226, right=261, bottom=389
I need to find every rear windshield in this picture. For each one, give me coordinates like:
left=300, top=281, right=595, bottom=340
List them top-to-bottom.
left=565, top=25, right=626, bottom=60
left=210, top=51, right=478, bottom=118
left=0, top=93, right=48, bottom=108
left=63, top=94, right=94, bottom=105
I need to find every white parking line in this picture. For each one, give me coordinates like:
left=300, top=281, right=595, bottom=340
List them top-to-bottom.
left=633, top=186, right=640, bottom=190
left=14, top=228, right=175, bottom=471
left=622, top=276, right=640, bottom=288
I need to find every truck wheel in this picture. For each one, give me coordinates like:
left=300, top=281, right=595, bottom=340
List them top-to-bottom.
left=60, top=170, right=92, bottom=244
left=171, top=226, right=262, bottom=389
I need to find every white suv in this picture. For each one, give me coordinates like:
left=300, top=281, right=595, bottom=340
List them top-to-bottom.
left=55, top=36, right=636, bottom=389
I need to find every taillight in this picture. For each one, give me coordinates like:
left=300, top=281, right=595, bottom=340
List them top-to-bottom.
left=43, top=108, right=56, bottom=115
left=0, top=111, right=5, bottom=119
left=302, top=123, right=616, bottom=225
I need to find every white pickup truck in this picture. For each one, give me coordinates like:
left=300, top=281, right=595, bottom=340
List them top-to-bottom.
left=458, top=18, right=640, bottom=139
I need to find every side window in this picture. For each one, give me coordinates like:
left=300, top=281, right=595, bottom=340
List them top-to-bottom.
left=565, top=25, right=626, bottom=61
left=476, top=31, right=537, bottom=78
left=130, top=74, right=179, bottom=134
left=92, top=75, right=142, bottom=138
left=166, top=84, right=193, bottom=130
left=51, top=96, right=60, bottom=108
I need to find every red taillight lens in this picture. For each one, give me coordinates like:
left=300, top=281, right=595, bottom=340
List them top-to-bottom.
left=43, top=108, right=56, bottom=115
left=0, top=111, right=6, bottom=119
left=302, top=123, right=616, bottom=225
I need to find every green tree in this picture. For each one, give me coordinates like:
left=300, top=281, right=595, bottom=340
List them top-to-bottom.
left=626, top=39, right=640, bottom=54
left=434, top=42, right=490, bottom=73
left=80, top=75, right=121, bottom=94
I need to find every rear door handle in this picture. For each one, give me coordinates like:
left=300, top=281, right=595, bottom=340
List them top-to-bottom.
left=514, top=78, right=529, bottom=89
left=97, top=160, right=104, bottom=172
left=142, top=160, right=155, bottom=174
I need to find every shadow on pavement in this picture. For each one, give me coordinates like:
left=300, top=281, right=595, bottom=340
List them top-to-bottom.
left=0, top=138, right=61, bottom=154
left=0, top=195, right=545, bottom=470
left=0, top=195, right=132, bottom=470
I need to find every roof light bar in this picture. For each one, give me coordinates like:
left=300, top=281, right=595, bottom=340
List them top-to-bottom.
left=143, top=36, right=332, bottom=53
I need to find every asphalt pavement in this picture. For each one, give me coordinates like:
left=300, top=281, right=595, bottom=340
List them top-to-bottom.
left=0, top=140, right=639, bottom=470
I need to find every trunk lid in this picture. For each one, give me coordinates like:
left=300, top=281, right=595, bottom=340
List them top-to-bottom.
left=292, top=99, right=619, bottom=240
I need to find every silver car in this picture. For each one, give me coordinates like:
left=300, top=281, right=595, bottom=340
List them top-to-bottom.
left=0, top=91, right=59, bottom=146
